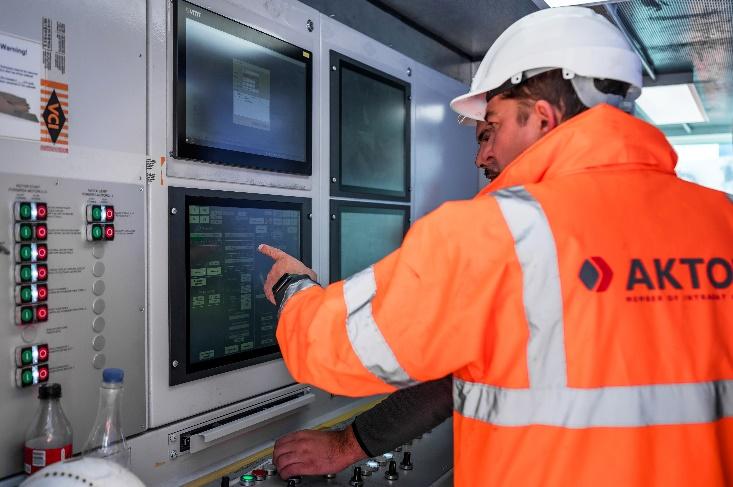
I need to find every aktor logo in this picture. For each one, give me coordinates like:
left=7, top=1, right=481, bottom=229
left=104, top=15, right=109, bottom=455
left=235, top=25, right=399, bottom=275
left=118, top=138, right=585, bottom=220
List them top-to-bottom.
left=579, top=256, right=613, bottom=292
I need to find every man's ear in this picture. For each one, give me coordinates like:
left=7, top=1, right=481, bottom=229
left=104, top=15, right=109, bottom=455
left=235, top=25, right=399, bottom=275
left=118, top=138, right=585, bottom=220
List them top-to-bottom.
left=534, top=100, right=561, bottom=134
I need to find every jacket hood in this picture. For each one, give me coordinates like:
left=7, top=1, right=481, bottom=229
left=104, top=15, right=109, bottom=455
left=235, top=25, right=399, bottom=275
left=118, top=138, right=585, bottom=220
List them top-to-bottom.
left=478, top=104, right=678, bottom=196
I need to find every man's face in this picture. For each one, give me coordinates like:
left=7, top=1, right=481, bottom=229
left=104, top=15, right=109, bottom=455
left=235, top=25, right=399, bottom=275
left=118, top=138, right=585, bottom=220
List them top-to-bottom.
left=474, top=95, right=550, bottom=182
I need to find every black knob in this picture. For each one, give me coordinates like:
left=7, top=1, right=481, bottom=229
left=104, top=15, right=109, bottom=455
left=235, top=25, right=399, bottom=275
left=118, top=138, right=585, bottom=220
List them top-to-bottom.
left=400, top=451, right=413, bottom=471
left=385, top=460, right=399, bottom=481
left=349, top=466, right=364, bottom=486
left=287, top=477, right=302, bottom=486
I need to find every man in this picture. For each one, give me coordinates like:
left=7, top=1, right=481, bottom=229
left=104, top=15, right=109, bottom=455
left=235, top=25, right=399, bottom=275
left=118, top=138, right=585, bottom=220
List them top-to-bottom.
left=261, top=7, right=733, bottom=486
left=272, top=117, right=506, bottom=479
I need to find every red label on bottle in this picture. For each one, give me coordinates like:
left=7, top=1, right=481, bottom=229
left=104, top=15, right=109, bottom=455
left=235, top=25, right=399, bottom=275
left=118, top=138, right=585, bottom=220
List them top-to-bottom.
left=23, top=444, right=71, bottom=474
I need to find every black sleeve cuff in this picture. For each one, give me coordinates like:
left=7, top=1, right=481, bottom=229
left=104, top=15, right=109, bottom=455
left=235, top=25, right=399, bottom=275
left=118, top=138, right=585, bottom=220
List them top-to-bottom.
left=351, top=420, right=376, bottom=458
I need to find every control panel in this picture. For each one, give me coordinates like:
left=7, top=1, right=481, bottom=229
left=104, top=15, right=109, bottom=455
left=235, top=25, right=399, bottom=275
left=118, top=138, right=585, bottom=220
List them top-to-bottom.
left=0, top=173, right=146, bottom=477
left=200, top=419, right=453, bottom=487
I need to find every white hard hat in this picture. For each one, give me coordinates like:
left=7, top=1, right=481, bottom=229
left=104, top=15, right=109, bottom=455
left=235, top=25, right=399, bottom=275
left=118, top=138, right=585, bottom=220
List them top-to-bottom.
left=451, top=7, right=642, bottom=123
left=21, top=457, right=146, bottom=487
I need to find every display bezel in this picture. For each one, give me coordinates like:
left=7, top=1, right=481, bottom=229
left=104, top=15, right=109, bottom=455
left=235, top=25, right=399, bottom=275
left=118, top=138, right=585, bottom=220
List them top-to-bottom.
left=173, top=0, right=313, bottom=175
left=330, top=50, right=412, bottom=201
left=169, top=187, right=312, bottom=386
left=329, top=199, right=410, bottom=282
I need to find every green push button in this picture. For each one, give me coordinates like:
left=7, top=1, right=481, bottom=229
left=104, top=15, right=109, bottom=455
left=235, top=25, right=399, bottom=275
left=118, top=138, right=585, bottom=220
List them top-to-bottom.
left=19, top=203, right=32, bottom=220
left=92, top=206, right=102, bottom=222
left=19, top=224, right=32, bottom=241
left=92, top=225, right=103, bottom=240
left=19, top=245, right=32, bottom=261
left=20, top=266, right=32, bottom=282
left=20, top=287, right=32, bottom=303
left=20, top=307, right=34, bottom=323
left=21, top=349, right=33, bottom=365
left=21, top=369, right=33, bottom=386
left=240, top=475, right=255, bottom=482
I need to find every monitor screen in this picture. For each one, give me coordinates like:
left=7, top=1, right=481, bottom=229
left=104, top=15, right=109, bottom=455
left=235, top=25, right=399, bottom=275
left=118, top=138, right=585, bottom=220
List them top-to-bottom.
left=174, top=0, right=312, bottom=174
left=330, top=51, right=411, bottom=201
left=169, top=188, right=311, bottom=385
left=330, top=201, right=409, bottom=282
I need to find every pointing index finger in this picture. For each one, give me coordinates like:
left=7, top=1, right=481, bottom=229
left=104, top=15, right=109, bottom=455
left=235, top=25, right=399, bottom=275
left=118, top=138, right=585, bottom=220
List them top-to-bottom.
left=258, top=244, right=286, bottom=261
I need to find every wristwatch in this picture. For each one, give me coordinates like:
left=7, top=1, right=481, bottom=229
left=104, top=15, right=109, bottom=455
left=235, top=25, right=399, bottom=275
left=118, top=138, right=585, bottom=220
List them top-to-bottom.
left=272, top=273, right=313, bottom=309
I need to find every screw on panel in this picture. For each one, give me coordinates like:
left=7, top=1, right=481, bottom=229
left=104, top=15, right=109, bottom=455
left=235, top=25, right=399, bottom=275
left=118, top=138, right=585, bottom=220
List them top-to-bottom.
left=306, top=19, right=314, bottom=32
left=331, top=65, right=337, bottom=71
left=407, top=67, right=412, bottom=77
left=169, top=151, right=174, bottom=157
left=331, top=177, right=337, bottom=183
left=55, top=180, right=59, bottom=186
left=139, top=187, right=144, bottom=192
left=171, top=208, right=178, bottom=215
left=308, top=213, right=312, bottom=220
left=331, top=214, right=336, bottom=221
left=139, top=306, right=145, bottom=312
left=172, top=360, right=179, bottom=368
left=168, top=433, right=178, bottom=444
left=169, top=450, right=178, bottom=460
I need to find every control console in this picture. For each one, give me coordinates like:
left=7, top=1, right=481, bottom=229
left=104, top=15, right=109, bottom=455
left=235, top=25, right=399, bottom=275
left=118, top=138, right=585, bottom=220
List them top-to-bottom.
left=201, top=419, right=453, bottom=487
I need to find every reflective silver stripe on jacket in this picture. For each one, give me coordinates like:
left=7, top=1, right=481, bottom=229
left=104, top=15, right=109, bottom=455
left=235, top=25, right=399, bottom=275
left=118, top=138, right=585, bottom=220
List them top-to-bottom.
left=455, top=185, right=733, bottom=428
left=494, top=186, right=566, bottom=387
left=343, top=266, right=417, bottom=388
left=279, top=278, right=319, bottom=317
left=454, top=378, right=733, bottom=428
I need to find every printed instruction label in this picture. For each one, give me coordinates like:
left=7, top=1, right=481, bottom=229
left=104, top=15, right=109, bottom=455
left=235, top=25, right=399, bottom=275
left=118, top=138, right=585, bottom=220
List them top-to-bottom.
left=40, top=17, right=69, bottom=154
left=0, top=31, right=41, bottom=140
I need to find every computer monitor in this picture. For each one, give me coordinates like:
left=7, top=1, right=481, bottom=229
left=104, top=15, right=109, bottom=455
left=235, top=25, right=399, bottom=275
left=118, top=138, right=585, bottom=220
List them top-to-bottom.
left=173, top=0, right=312, bottom=174
left=330, top=51, right=411, bottom=201
left=169, top=187, right=311, bottom=385
left=330, top=200, right=410, bottom=282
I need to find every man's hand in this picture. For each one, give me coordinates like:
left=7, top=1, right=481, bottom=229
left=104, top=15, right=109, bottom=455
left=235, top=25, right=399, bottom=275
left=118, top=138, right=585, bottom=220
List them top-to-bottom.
left=258, top=244, right=317, bottom=304
left=273, top=425, right=366, bottom=479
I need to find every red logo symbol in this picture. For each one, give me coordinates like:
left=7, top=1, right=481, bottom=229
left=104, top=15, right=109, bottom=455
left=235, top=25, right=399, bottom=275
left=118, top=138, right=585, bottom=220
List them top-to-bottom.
left=579, top=257, right=614, bottom=292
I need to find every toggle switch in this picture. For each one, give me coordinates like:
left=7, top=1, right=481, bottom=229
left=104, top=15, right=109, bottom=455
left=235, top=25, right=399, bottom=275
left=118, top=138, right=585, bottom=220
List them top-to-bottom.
left=399, top=451, right=413, bottom=471
left=385, top=460, right=399, bottom=481
left=349, top=467, right=364, bottom=486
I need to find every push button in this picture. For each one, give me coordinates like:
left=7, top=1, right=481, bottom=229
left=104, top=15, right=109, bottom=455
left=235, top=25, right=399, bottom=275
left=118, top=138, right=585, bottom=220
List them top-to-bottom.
left=14, top=202, right=47, bottom=221
left=86, top=204, right=114, bottom=223
left=15, top=344, right=50, bottom=367
left=15, top=364, right=49, bottom=388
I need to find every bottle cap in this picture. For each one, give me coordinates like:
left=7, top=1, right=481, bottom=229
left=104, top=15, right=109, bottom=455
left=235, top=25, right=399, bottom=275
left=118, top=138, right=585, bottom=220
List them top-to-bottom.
left=102, top=368, right=124, bottom=384
left=38, top=383, right=61, bottom=399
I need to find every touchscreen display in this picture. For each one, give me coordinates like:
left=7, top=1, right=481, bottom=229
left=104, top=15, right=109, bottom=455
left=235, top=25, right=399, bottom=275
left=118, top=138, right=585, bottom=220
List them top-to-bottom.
left=187, top=202, right=300, bottom=365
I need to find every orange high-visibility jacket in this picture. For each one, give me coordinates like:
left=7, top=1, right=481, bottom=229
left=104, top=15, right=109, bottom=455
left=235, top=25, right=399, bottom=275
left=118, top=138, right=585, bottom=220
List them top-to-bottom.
left=277, top=104, right=733, bottom=486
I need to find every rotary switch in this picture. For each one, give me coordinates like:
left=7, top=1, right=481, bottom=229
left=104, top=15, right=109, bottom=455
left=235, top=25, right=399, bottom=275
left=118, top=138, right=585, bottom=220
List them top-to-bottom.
left=400, top=451, right=413, bottom=470
left=385, top=460, right=399, bottom=481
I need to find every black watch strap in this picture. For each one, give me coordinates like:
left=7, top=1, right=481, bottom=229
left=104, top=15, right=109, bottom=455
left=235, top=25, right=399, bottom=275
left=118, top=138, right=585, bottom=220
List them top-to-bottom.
left=273, top=273, right=313, bottom=309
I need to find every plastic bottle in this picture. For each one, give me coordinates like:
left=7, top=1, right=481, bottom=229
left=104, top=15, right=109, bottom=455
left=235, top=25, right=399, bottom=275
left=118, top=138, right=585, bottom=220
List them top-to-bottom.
left=82, top=368, right=130, bottom=467
left=23, top=383, right=73, bottom=474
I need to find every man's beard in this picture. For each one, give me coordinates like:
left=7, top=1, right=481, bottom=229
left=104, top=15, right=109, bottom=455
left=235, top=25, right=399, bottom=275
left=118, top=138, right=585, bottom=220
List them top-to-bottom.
left=483, top=166, right=501, bottom=182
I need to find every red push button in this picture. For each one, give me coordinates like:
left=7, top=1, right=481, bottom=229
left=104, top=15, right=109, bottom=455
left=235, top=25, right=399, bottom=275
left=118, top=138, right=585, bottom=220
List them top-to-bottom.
left=34, top=224, right=47, bottom=240
left=104, top=224, right=115, bottom=241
